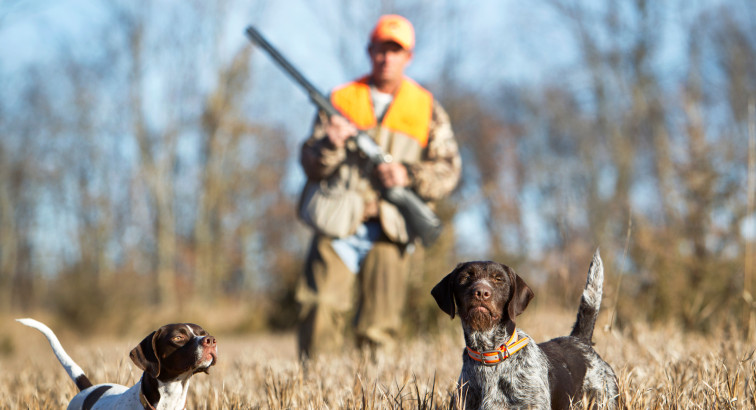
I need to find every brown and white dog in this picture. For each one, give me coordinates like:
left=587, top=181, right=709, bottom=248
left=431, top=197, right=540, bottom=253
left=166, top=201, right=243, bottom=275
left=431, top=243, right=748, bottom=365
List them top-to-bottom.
left=17, top=318, right=217, bottom=410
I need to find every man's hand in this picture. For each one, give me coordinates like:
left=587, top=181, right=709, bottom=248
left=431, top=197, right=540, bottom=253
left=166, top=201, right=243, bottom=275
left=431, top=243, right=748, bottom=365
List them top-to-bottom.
left=325, top=115, right=357, bottom=148
left=376, top=162, right=410, bottom=188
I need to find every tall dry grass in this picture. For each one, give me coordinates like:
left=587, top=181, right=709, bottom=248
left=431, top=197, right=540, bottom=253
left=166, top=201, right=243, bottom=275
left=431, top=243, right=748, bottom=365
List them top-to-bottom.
left=2, top=306, right=756, bottom=409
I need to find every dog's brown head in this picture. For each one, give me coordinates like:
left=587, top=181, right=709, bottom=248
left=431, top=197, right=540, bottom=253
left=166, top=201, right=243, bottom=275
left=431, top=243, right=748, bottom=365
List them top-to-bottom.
left=431, top=262, right=534, bottom=332
left=129, top=323, right=217, bottom=381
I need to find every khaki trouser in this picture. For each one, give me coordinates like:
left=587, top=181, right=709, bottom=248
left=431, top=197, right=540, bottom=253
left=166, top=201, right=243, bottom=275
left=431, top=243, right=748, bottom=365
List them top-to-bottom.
left=296, top=234, right=410, bottom=358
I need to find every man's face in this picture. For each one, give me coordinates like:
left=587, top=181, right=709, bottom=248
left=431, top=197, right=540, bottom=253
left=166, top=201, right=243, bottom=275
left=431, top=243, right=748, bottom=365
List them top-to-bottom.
left=369, top=41, right=412, bottom=87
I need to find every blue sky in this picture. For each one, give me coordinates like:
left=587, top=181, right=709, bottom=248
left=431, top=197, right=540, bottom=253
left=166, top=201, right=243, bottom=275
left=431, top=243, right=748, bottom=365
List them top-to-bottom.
left=0, top=0, right=747, bottom=264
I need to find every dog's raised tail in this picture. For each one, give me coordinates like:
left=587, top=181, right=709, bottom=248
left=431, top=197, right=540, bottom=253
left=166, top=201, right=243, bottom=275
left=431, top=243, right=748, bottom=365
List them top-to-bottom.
left=570, top=249, right=604, bottom=343
left=16, top=318, right=93, bottom=391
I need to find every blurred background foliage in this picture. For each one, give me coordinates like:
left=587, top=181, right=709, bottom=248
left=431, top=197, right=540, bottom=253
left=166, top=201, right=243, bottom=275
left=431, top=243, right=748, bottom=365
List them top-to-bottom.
left=0, top=0, right=754, bottom=337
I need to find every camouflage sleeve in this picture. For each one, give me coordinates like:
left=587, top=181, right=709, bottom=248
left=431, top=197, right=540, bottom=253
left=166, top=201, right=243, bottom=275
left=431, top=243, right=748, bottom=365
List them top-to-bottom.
left=406, top=99, right=462, bottom=201
left=300, top=110, right=347, bottom=181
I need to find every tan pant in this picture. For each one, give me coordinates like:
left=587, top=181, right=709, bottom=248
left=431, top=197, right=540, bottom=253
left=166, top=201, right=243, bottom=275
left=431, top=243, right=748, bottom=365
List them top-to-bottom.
left=296, top=234, right=410, bottom=358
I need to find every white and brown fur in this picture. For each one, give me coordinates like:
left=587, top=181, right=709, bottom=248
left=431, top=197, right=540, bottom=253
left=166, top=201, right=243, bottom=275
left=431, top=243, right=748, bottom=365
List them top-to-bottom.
left=432, top=250, right=618, bottom=409
left=16, top=318, right=217, bottom=410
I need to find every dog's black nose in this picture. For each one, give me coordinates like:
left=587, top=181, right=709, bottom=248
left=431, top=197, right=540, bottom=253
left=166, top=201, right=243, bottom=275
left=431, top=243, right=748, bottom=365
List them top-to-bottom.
left=473, top=284, right=492, bottom=300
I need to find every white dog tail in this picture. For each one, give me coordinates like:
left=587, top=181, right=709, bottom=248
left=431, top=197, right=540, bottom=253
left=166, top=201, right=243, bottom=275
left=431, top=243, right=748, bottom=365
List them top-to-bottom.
left=570, top=249, right=604, bottom=343
left=16, top=318, right=94, bottom=391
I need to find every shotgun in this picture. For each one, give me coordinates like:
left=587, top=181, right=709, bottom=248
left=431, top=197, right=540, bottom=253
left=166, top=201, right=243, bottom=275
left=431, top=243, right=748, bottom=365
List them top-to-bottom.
left=245, top=25, right=442, bottom=246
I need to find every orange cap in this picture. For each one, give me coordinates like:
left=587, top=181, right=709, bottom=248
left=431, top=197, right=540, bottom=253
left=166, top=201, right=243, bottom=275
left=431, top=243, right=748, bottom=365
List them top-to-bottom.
left=370, top=15, right=415, bottom=50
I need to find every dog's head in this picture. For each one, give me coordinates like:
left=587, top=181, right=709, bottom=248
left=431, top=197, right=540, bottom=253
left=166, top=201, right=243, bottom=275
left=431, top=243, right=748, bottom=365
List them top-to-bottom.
left=431, top=261, right=534, bottom=332
left=129, top=323, right=217, bottom=381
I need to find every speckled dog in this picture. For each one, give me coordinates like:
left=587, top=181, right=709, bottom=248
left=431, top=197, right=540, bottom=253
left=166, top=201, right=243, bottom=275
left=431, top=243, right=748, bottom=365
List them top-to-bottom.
left=432, top=250, right=618, bottom=410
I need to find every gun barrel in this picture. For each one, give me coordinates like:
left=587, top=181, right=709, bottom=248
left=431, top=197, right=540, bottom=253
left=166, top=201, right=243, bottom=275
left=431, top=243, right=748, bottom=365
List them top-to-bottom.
left=245, top=26, right=339, bottom=118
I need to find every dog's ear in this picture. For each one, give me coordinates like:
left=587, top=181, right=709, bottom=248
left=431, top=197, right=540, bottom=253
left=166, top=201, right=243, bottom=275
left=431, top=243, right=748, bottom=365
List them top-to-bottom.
left=432, top=264, right=463, bottom=319
left=505, top=265, right=534, bottom=319
left=129, top=330, right=161, bottom=378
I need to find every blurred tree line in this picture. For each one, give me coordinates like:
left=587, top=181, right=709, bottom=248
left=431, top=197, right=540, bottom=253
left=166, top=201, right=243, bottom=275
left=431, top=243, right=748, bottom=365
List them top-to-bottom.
left=0, top=0, right=754, bottom=335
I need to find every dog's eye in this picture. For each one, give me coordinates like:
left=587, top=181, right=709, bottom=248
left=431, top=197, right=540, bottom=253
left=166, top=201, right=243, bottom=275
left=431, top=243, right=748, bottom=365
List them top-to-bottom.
left=458, top=273, right=473, bottom=286
left=492, top=275, right=504, bottom=282
left=172, top=335, right=186, bottom=342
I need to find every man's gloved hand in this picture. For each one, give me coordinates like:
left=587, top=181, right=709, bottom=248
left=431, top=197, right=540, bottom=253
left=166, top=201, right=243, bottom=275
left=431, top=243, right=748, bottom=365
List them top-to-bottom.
left=325, top=115, right=357, bottom=148
left=376, top=162, right=409, bottom=188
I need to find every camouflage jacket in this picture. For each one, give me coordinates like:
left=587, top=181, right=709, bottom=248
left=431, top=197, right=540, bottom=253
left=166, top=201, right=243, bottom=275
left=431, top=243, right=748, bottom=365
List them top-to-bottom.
left=300, top=91, right=461, bottom=244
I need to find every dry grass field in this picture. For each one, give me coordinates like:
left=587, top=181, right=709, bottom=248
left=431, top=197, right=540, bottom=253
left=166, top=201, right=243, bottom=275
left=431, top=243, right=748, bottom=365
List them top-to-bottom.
left=2, top=306, right=756, bottom=409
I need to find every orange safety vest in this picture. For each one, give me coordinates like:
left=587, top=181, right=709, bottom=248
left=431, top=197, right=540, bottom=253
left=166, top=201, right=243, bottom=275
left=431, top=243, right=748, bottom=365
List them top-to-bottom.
left=330, top=76, right=433, bottom=148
